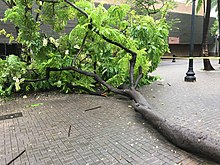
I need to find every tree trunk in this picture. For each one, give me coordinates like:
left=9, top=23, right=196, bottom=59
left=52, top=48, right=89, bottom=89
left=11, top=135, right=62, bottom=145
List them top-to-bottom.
left=202, top=0, right=214, bottom=70
left=218, top=0, right=220, bottom=64
left=26, top=1, right=220, bottom=163
left=15, top=27, right=22, bottom=59
left=27, top=65, right=220, bottom=163
left=125, top=88, right=220, bottom=163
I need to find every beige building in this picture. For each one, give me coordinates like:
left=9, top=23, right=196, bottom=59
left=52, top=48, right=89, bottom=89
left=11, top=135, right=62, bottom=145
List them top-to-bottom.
left=167, top=0, right=216, bottom=56
left=171, top=0, right=203, bottom=16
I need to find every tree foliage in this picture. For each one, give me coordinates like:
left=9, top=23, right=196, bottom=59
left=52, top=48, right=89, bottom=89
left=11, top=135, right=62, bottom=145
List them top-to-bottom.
left=0, top=0, right=170, bottom=96
left=127, top=0, right=176, bottom=16
left=210, top=0, right=219, bottom=36
left=0, top=55, right=26, bottom=96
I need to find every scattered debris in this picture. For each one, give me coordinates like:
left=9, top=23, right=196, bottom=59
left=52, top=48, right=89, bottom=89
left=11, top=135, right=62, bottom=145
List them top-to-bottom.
left=101, top=93, right=107, bottom=97
left=23, top=95, right=27, bottom=99
left=25, top=103, right=43, bottom=108
left=30, top=103, right=43, bottom=107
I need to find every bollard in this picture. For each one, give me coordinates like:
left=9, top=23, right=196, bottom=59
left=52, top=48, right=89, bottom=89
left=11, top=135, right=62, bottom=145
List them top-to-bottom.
left=172, top=54, right=176, bottom=62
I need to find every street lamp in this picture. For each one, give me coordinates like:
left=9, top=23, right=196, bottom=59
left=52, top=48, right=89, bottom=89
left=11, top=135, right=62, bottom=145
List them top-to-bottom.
left=185, top=0, right=196, bottom=82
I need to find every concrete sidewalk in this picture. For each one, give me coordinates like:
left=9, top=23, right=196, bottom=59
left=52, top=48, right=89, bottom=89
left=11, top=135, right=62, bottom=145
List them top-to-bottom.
left=0, top=59, right=219, bottom=165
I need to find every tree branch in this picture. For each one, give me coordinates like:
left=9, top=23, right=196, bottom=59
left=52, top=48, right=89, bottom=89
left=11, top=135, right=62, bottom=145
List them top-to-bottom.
left=2, top=0, right=11, bottom=7
left=7, top=0, right=16, bottom=8
left=40, top=0, right=59, bottom=3
left=64, top=0, right=88, bottom=18
left=64, top=0, right=137, bottom=56
left=64, top=0, right=139, bottom=88
left=136, top=0, right=165, bottom=15
left=136, top=0, right=150, bottom=14
left=35, top=2, right=44, bottom=21
left=149, top=3, right=165, bottom=15
left=93, top=29, right=137, bottom=56
left=72, top=31, right=89, bottom=65
left=79, top=54, right=91, bottom=63
left=129, top=55, right=136, bottom=87
left=134, top=66, right=143, bottom=89
left=25, top=67, right=128, bottom=96
left=67, top=84, right=105, bottom=96
left=7, top=150, right=26, bottom=165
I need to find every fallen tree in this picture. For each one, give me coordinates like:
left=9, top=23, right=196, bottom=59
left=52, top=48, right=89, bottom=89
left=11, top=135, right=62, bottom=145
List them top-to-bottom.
left=1, top=0, right=220, bottom=163
left=26, top=66, right=220, bottom=163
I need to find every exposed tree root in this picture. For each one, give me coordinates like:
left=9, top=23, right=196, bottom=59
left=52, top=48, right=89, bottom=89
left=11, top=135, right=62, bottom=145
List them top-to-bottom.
left=22, top=1, right=220, bottom=162
left=25, top=66, right=220, bottom=163
left=127, top=88, right=220, bottom=163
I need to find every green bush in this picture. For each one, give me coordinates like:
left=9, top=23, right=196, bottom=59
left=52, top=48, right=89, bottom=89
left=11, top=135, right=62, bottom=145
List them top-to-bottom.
left=0, top=55, right=27, bottom=96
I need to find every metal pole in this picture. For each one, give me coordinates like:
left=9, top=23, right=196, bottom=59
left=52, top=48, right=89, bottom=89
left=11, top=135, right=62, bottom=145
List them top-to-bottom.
left=185, top=0, right=196, bottom=82
left=218, top=35, right=220, bottom=64
left=4, top=43, right=6, bottom=56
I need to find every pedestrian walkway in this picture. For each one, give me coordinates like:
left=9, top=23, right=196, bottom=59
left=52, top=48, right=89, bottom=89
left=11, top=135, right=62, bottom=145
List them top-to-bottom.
left=0, top=59, right=219, bottom=165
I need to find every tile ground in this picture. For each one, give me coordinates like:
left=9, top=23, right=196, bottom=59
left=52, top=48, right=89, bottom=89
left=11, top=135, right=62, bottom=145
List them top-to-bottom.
left=0, top=59, right=219, bottom=165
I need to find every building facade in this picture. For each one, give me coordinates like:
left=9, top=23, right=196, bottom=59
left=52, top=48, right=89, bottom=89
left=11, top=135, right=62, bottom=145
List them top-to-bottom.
left=168, top=0, right=216, bottom=56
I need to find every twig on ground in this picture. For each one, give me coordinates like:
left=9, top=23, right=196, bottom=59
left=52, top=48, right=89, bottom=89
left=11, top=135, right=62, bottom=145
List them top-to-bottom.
left=84, top=106, right=101, bottom=112
left=68, top=125, right=71, bottom=137
left=7, top=150, right=26, bottom=165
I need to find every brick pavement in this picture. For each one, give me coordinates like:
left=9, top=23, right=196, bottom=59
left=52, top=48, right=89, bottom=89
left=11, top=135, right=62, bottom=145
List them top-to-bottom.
left=0, top=59, right=219, bottom=165
left=141, top=59, right=220, bottom=138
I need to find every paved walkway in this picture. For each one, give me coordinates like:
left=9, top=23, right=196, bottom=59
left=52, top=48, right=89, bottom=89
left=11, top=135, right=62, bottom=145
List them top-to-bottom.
left=0, top=59, right=220, bottom=165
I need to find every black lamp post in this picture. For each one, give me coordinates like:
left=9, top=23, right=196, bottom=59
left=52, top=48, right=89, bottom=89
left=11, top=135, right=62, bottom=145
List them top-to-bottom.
left=185, top=0, right=196, bottom=82
left=218, top=35, right=220, bottom=64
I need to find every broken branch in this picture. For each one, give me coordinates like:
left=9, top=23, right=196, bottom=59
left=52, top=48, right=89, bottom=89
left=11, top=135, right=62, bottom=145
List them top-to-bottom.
left=64, top=0, right=88, bottom=18
left=64, top=0, right=137, bottom=56
left=72, top=31, right=89, bottom=65
left=134, top=66, right=143, bottom=89
left=25, top=67, right=128, bottom=96
left=84, top=106, right=101, bottom=112
left=68, top=125, right=71, bottom=137
left=7, top=150, right=26, bottom=165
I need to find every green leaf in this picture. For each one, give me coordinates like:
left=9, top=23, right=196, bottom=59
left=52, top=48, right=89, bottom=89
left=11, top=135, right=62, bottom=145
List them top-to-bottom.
left=15, top=82, right=21, bottom=91
left=30, top=103, right=43, bottom=107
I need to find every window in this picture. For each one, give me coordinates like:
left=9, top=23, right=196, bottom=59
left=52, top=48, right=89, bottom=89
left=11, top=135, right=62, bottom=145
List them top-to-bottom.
left=0, top=43, right=20, bottom=59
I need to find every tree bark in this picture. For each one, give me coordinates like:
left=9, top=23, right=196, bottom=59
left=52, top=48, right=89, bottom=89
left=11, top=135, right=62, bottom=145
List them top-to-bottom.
left=202, top=0, right=214, bottom=70
left=218, top=0, right=220, bottom=64
left=24, top=1, right=220, bottom=163
left=26, top=67, right=220, bottom=163
left=125, top=88, right=220, bottom=163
